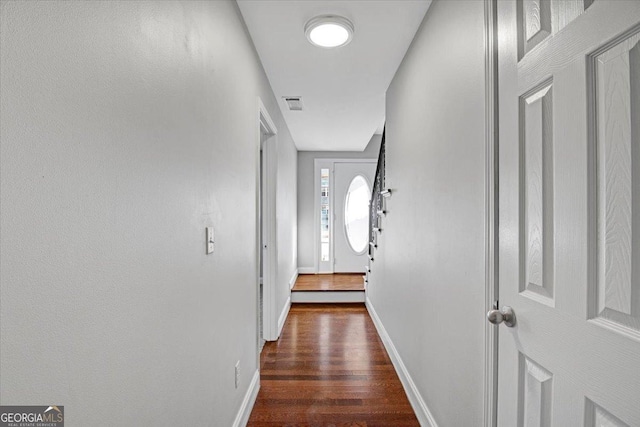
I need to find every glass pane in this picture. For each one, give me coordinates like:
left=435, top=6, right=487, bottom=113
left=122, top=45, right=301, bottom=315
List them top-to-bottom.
left=320, top=168, right=330, bottom=262
left=344, top=175, right=370, bottom=254
left=321, top=243, right=329, bottom=262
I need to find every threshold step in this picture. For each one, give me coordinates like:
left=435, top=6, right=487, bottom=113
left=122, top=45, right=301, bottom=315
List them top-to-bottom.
left=291, top=290, right=365, bottom=303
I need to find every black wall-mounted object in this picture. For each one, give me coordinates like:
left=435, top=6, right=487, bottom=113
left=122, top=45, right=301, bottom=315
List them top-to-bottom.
left=369, top=128, right=386, bottom=262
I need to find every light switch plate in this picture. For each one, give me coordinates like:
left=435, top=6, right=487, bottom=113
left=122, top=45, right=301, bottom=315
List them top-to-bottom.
left=206, top=227, right=214, bottom=254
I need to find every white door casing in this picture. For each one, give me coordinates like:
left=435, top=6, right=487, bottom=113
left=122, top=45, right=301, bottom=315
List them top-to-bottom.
left=496, top=2, right=640, bottom=426
left=257, top=98, right=278, bottom=343
left=259, top=131, right=267, bottom=350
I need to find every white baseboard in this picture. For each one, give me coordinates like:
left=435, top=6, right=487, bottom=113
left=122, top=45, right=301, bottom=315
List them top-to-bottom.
left=298, top=267, right=315, bottom=274
left=289, top=268, right=299, bottom=290
left=291, top=291, right=365, bottom=303
left=277, top=295, right=291, bottom=337
left=365, top=297, right=438, bottom=427
left=232, top=369, right=260, bottom=427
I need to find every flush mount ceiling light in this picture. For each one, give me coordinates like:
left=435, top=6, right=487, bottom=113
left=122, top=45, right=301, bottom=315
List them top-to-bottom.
left=305, top=15, right=354, bottom=48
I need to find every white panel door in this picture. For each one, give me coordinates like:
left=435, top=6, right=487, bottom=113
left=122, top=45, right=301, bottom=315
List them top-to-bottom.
left=496, top=1, right=640, bottom=425
left=334, top=162, right=376, bottom=273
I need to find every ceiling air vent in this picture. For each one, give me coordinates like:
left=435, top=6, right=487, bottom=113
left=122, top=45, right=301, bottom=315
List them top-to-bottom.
left=283, top=96, right=304, bottom=111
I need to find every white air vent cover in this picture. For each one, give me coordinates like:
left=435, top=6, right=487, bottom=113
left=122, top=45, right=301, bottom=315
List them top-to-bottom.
left=283, top=96, right=304, bottom=111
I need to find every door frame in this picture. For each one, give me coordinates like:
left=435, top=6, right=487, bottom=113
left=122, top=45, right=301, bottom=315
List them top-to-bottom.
left=483, top=0, right=499, bottom=426
left=256, top=98, right=278, bottom=350
left=313, top=158, right=377, bottom=274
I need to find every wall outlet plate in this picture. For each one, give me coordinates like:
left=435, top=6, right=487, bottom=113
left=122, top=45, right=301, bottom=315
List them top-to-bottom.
left=206, top=227, right=214, bottom=254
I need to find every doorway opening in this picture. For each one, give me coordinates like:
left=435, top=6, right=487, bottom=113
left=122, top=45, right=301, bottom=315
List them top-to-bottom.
left=257, top=98, right=278, bottom=356
left=259, top=131, right=267, bottom=353
left=313, top=159, right=377, bottom=274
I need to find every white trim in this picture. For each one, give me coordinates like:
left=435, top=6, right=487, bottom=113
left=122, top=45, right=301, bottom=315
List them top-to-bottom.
left=483, top=1, right=499, bottom=426
left=257, top=98, right=279, bottom=346
left=258, top=98, right=277, bottom=135
left=298, top=267, right=315, bottom=275
left=289, top=268, right=299, bottom=290
left=292, top=290, right=364, bottom=303
left=277, top=296, right=291, bottom=337
left=366, top=297, right=438, bottom=427
left=231, top=369, right=260, bottom=427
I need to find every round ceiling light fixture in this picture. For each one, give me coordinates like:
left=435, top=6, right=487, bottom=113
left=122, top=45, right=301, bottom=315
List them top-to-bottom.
left=305, top=15, right=354, bottom=48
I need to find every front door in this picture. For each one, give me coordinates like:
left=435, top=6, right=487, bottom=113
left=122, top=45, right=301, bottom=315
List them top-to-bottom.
left=496, top=1, right=640, bottom=425
left=334, top=161, right=376, bottom=273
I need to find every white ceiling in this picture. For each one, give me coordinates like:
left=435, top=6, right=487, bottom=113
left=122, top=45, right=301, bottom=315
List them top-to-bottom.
left=237, top=0, right=432, bottom=151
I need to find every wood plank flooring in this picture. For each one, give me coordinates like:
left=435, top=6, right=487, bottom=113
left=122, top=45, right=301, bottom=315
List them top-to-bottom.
left=292, top=274, right=365, bottom=292
left=247, top=303, right=419, bottom=426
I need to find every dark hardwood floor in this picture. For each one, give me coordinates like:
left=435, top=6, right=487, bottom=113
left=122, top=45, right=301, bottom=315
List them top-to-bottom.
left=292, top=274, right=365, bottom=292
left=247, top=303, right=419, bottom=426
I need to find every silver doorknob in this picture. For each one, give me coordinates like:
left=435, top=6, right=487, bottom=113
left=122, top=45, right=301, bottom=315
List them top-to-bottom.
left=487, top=306, right=516, bottom=327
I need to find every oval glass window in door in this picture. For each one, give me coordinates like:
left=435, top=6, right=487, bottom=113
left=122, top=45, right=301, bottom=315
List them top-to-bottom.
left=344, top=175, right=370, bottom=254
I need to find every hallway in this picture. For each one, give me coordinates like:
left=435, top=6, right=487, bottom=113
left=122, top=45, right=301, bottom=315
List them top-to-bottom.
left=3, top=1, right=640, bottom=425
left=248, top=304, right=418, bottom=426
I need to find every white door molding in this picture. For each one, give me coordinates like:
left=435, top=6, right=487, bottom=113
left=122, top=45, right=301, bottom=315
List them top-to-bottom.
left=483, top=0, right=498, bottom=426
left=256, top=98, right=278, bottom=349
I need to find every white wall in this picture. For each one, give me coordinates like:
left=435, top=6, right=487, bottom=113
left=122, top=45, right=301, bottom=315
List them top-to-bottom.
left=367, top=0, right=487, bottom=425
left=0, top=1, right=297, bottom=425
left=297, top=134, right=382, bottom=272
